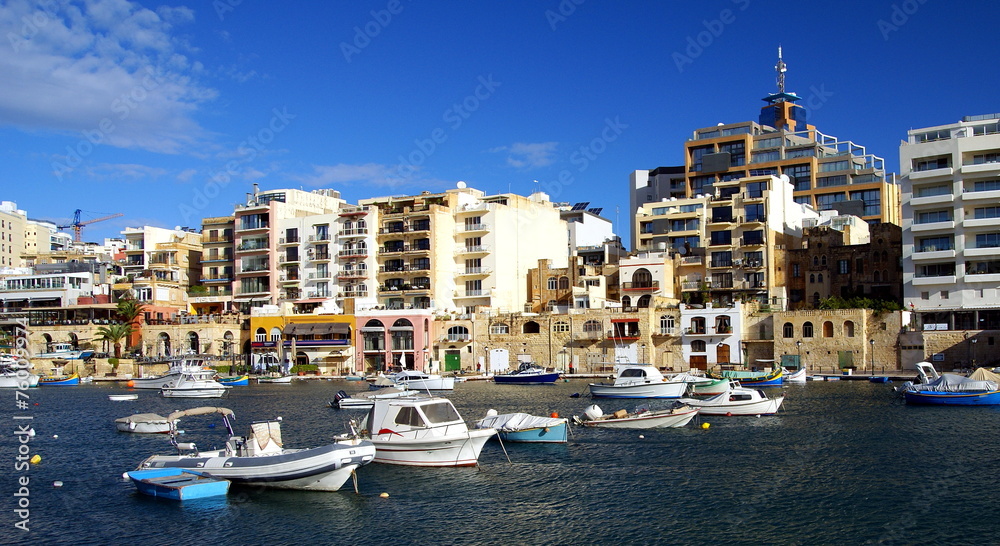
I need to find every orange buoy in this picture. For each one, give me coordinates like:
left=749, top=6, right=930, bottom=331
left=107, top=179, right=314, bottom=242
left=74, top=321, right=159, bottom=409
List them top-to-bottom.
left=127, top=380, right=134, bottom=387
left=550, top=412, right=559, bottom=418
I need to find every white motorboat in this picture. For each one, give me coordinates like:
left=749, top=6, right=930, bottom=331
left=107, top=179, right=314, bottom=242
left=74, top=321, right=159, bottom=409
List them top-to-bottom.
left=36, top=342, right=94, bottom=360
left=0, top=355, right=39, bottom=388
left=132, top=357, right=217, bottom=390
left=588, top=364, right=689, bottom=398
left=783, top=368, right=808, bottom=383
left=386, top=370, right=455, bottom=391
left=160, top=371, right=227, bottom=398
left=257, top=375, right=293, bottom=384
left=679, top=382, right=784, bottom=416
left=331, top=386, right=411, bottom=409
left=109, top=394, right=138, bottom=401
left=359, top=396, right=495, bottom=466
left=572, top=403, right=700, bottom=429
left=137, top=407, right=376, bottom=491
left=116, top=413, right=172, bottom=434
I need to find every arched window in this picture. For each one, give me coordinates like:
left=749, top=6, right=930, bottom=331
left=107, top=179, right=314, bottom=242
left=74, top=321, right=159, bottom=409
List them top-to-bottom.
left=357, top=219, right=366, bottom=230
left=821, top=255, right=827, bottom=266
left=813, top=256, right=819, bottom=266
left=632, top=268, right=653, bottom=288
left=882, top=269, right=889, bottom=281
left=873, top=270, right=880, bottom=282
left=817, top=273, right=823, bottom=283
left=809, top=274, right=815, bottom=283
left=547, top=276, right=558, bottom=290
left=558, top=276, right=569, bottom=290
left=812, top=292, right=821, bottom=306
left=636, top=295, right=651, bottom=308
left=622, top=296, right=631, bottom=308
left=546, top=300, right=557, bottom=311
left=659, top=315, right=675, bottom=335
left=716, top=315, right=731, bottom=333
left=690, top=317, right=706, bottom=334
left=583, top=320, right=602, bottom=333
left=844, top=320, right=855, bottom=337
left=523, top=321, right=540, bottom=334
left=553, top=321, right=570, bottom=333
left=823, top=321, right=833, bottom=337
left=490, top=322, right=509, bottom=335
left=783, top=322, right=794, bottom=338
left=803, top=322, right=814, bottom=338
left=447, top=326, right=469, bottom=341
left=255, top=327, right=267, bottom=343
left=270, top=327, right=281, bottom=342
left=188, top=331, right=199, bottom=353
left=223, top=331, right=234, bottom=355
left=158, top=332, right=172, bottom=356
left=692, top=340, right=707, bottom=353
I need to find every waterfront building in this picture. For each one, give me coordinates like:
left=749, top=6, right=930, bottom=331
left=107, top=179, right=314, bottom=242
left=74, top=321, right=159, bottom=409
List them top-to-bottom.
left=900, top=114, right=1000, bottom=332
left=232, top=185, right=344, bottom=313
left=0, top=201, right=27, bottom=268
left=192, top=215, right=235, bottom=315
left=119, top=225, right=202, bottom=309
left=526, top=257, right=612, bottom=314
left=679, top=302, right=743, bottom=370
left=355, top=308, right=432, bottom=373
left=247, top=313, right=354, bottom=373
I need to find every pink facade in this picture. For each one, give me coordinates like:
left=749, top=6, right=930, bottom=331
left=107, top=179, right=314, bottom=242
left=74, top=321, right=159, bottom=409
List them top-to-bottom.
left=355, top=310, right=432, bottom=374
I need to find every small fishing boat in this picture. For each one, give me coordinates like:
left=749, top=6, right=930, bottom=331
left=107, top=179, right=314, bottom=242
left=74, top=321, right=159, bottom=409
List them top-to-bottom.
left=36, top=342, right=94, bottom=360
left=0, top=355, right=39, bottom=388
left=131, top=357, right=217, bottom=390
left=707, top=361, right=783, bottom=387
left=899, top=362, right=1000, bottom=406
left=492, top=363, right=561, bottom=385
left=588, top=364, right=689, bottom=399
left=783, top=368, right=808, bottom=383
left=385, top=370, right=455, bottom=391
left=669, top=371, right=730, bottom=395
left=39, top=372, right=80, bottom=386
left=160, top=372, right=226, bottom=398
left=217, top=375, right=249, bottom=387
left=257, top=375, right=293, bottom=384
left=869, top=376, right=891, bottom=384
left=679, top=382, right=784, bottom=416
left=331, top=387, right=411, bottom=409
left=109, top=394, right=139, bottom=401
left=359, top=396, right=495, bottom=466
left=572, top=403, right=700, bottom=429
left=137, top=407, right=375, bottom=491
left=474, top=410, right=568, bottom=442
left=116, top=413, right=173, bottom=434
left=126, top=468, right=230, bottom=501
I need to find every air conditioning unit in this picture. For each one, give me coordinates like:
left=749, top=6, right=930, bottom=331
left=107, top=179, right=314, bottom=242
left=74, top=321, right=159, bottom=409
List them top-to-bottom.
left=733, top=259, right=743, bottom=266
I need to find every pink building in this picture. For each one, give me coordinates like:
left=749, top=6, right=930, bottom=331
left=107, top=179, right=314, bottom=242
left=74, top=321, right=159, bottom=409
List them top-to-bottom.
left=355, top=309, right=433, bottom=373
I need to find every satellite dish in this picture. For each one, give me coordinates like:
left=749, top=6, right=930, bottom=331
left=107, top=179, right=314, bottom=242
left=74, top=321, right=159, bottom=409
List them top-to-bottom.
left=456, top=181, right=467, bottom=189
left=675, top=242, right=687, bottom=255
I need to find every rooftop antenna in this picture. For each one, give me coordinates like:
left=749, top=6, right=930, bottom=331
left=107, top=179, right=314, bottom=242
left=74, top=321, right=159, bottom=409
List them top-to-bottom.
left=775, top=45, right=787, bottom=94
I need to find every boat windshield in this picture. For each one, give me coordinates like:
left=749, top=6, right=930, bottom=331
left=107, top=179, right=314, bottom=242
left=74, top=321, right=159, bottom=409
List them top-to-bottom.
left=620, top=369, right=646, bottom=378
left=420, top=401, right=462, bottom=424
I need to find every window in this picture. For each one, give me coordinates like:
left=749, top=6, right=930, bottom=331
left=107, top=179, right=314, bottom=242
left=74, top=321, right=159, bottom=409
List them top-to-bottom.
left=719, top=141, right=745, bottom=167
left=690, top=146, right=713, bottom=172
left=751, top=151, right=780, bottom=164
left=972, top=153, right=1000, bottom=165
left=914, top=157, right=950, bottom=171
left=784, top=164, right=812, bottom=191
left=817, top=175, right=848, bottom=188
left=973, top=179, right=1000, bottom=192
left=915, top=184, right=951, bottom=197
left=849, top=189, right=882, bottom=216
left=816, top=193, right=847, bottom=211
left=974, top=206, right=1000, bottom=219
left=916, top=210, right=951, bottom=224
left=710, top=231, right=733, bottom=245
left=976, top=233, right=1000, bottom=249
left=918, top=236, right=953, bottom=252
left=838, top=260, right=849, bottom=274
left=792, top=263, right=801, bottom=278
left=917, top=263, right=956, bottom=277
left=558, top=276, right=570, bottom=290
left=547, top=277, right=557, bottom=290
left=941, top=290, right=949, bottom=300
left=921, top=291, right=929, bottom=300
left=659, top=315, right=675, bottom=335
left=583, top=320, right=602, bottom=334
left=553, top=321, right=570, bottom=333
left=823, top=321, right=833, bottom=337
left=844, top=321, right=855, bottom=337
left=490, top=322, right=509, bottom=335
left=782, top=322, right=794, bottom=338
left=803, top=322, right=814, bottom=338
left=691, top=340, right=707, bottom=352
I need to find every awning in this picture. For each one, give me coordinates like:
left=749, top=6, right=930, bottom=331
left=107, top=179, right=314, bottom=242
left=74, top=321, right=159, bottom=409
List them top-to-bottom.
left=293, top=298, right=328, bottom=304
left=283, top=322, right=351, bottom=335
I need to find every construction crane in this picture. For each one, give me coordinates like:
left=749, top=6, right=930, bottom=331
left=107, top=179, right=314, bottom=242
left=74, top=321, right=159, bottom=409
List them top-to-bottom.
left=57, top=209, right=124, bottom=242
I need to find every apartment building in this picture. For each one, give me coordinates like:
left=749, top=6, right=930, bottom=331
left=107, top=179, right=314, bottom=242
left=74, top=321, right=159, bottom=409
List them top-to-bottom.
left=900, top=114, right=1000, bottom=331
left=0, top=201, right=27, bottom=268
left=191, top=215, right=234, bottom=315
left=119, top=225, right=202, bottom=309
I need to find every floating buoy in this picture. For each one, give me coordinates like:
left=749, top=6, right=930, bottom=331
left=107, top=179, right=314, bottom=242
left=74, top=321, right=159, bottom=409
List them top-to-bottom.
left=563, top=378, right=569, bottom=383
left=127, top=380, right=134, bottom=387
left=570, top=393, right=581, bottom=398
left=33, top=402, right=39, bottom=406
left=550, top=412, right=559, bottom=418
left=726, top=412, right=733, bottom=417
left=701, top=422, right=710, bottom=430
left=208, top=423, right=216, bottom=428
left=28, top=428, right=35, bottom=437
left=638, top=434, right=645, bottom=439
left=53, top=435, right=58, bottom=439
left=30, top=454, right=41, bottom=464
left=121, top=472, right=129, bottom=479
left=53, top=481, right=63, bottom=488
left=380, top=492, right=389, bottom=498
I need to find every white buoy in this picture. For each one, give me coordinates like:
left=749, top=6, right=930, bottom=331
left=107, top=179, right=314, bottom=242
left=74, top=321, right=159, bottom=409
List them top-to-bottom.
left=28, top=428, right=35, bottom=437
left=52, top=434, right=58, bottom=439
left=638, top=434, right=645, bottom=439
left=121, top=472, right=129, bottom=479
left=53, top=481, right=63, bottom=488
left=380, top=492, right=389, bottom=498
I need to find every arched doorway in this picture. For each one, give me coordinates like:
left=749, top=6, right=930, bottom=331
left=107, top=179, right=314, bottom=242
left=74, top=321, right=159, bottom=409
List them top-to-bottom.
left=187, top=331, right=199, bottom=354
left=158, top=333, right=171, bottom=357
left=717, top=343, right=731, bottom=365
left=445, top=347, right=461, bottom=372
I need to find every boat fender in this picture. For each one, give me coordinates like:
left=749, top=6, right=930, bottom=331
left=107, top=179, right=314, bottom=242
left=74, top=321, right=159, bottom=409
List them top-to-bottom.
left=729, top=396, right=735, bottom=401
left=550, top=412, right=559, bottom=418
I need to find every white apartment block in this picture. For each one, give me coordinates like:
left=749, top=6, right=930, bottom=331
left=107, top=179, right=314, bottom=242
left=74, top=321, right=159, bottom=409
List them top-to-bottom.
left=900, top=114, right=1000, bottom=330
left=0, top=201, right=27, bottom=268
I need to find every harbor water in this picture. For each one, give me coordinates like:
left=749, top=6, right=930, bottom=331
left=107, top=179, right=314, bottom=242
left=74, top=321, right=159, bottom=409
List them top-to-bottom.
left=1, top=379, right=998, bottom=545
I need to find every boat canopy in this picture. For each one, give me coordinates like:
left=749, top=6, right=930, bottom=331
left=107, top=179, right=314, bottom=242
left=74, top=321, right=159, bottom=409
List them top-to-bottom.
left=968, top=368, right=1000, bottom=383
left=909, top=374, right=997, bottom=393
left=166, top=407, right=236, bottom=422
left=477, top=412, right=564, bottom=432
left=116, top=413, right=169, bottom=424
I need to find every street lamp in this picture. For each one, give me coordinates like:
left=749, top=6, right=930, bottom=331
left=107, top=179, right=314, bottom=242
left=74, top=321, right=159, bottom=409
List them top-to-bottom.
left=971, top=337, right=978, bottom=370
left=869, top=338, right=875, bottom=375
left=796, top=340, right=802, bottom=371
left=640, top=344, right=646, bottom=365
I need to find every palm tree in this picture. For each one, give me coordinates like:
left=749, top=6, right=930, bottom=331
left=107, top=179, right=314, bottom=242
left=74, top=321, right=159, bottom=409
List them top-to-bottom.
left=116, top=295, right=147, bottom=326
left=94, top=323, right=133, bottom=359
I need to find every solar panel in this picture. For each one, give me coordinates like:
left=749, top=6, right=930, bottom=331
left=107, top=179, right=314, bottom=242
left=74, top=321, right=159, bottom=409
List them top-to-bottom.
left=570, top=202, right=590, bottom=211
left=587, top=207, right=603, bottom=215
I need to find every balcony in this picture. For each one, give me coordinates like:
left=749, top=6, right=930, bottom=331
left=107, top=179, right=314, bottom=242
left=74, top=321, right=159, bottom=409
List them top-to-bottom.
left=961, top=162, right=1000, bottom=175
left=908, top=166, right=953, bottom=180
left=961, top=188, right=1000, bottom=203
left=911, top=193, right=955, bottom=207
left=708, top=215, right=736, bottom=225
left=742, top=215, right=766, bottom=225
left=963, top=217, right=1000, bottom=229
left=911, top=220, right=955, bottom=233
left=237, top=222, right=269, bottom=232
left=456, top=223, right=490, bottom=234
left=338, top=227, right=368, bottom=238
left=307, top=233, right=332, bottom=243
left=202, top=236, right=233, bottom=244
left=278, top=236, right=299, bottom=245
left=740, top=237, right=765, bottom=247
left=236, top=241, right=269, bottom=253
left=454, top=245, right=491, bottom=256
left=338, top=248, right=369, bottom=259
left=911, top=248, right=956, bottom=261
left=310, top=252, right=332, bottom=261
left=202, top=255, right=233, bottom=263
left=278, top=255, right=300, bottom=264
left=679, top=256, right=703, bottom=266
left=709, top=260, right=733, bottom=269
left=239, top=263, right=270, bottom=273
left=457, top=267, right=491, bottom=276
left=338, top=270, right=368, bottom=280
left=200, top=275, right=232, bottom=283
left=278, top=275, right=300, bottom=284
left=912, top=275, right=957, bottom=286
left=621, top=281, right=659, bottom=292
left=454, top=289, right=489, bottom=298
left=338, top=290, right=369, bottom=298
left=607, top=329, right=640, bottom=341
left=441, top=334, right=472, bottom=342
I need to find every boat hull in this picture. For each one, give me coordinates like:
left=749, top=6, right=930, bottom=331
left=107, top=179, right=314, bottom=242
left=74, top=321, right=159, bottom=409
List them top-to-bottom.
left=708, top=368, right=783, bottom=387
left=784, top=369, right=808, bottom=383
left=493, top=372, right=561, bottom=385
left=0, top=373, right=39, bottom=388
left=39, top=373, right=80, bottom=386
left=218, top=375, right=249, bottom=386
left=257, top=376, right=293, bottom=384
left=588, top=381, right=688, bottom=399
left=161, top=387, right=227, bottom=398
left=903, top=389, right=1000, bottom=406
left=109, top=394, right=138, bottom=401
left=680, top=394, right=784, bottom=416
left=578, top=407, right=700, bottom=429
left=116, top=414, right=172, bottom=434
left=499, top=422, right=568, bottom=443
left=371, top=429, right=496, bottom=466
left=140, top=440, right=376, bottom=491
left=127, top=468, right=230, bottom=500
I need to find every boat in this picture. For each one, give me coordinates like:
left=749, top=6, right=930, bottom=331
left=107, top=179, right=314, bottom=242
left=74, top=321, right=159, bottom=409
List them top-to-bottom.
left=36, top=342, right=94, bottom=360
left=0, top=355, right=39, bottom=388
left=131, top=357, right=218, bottom=390
left=706, top=361, right=784, bottom=387
left=899, top=362, right=1000, bottom=406
left=493, top=363, right=561, bottom=385
left=588, top=364, right=689, bottom=399
left=783, top=368, right=808, bottom=383
left=385, top=370, right=455, bottom=391
left=160, top=371, right=227, bottom=398
left=669, top=371, right=730, bottom=396
left=38, top=372, right=80, bottom=386
left=217, top=374, right=249, bottom=386
left=257, top=375, right=293, bottom=384
left=869, top=376, right=891, bottom=384
left=679, top=382, right=784, bottom=416
left=331, top=386, right=411, bottom=409
left=109, top=394, right=138, bottom=401
left=358, top=396, right=496, bottom=466
left=571, top=403, right=700, bottom=429
left=136, top=406, right=376, bottom=491
left=474, top=410, right=568, bottom=442
left=116, top=413, right=173, bottom=434
left=126, top=468, right=230, bottom=501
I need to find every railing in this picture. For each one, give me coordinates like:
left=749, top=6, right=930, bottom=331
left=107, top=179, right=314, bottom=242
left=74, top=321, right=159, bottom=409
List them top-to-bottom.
left=338, top=248, right=369, bottom=257
left=240, top=264, right=270, bottom=273
left=622, top=281, right=659, bottom=291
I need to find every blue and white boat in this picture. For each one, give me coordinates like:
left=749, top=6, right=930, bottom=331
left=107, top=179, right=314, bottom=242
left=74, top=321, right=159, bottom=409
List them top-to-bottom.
left=37, top=343, right=94, bottom=360
left=707, top=360, right=783, bottom=387
left=900, top=362, right=1000, bottom=406
left=493, top=363, right=561, bottom=385
left=588, top=364, right=689, bottom=399
left=217, top=375, right=249, bottom=387
left=474, top=410, right=568, bottom=443
left=126, top=468, right=230, bottom=501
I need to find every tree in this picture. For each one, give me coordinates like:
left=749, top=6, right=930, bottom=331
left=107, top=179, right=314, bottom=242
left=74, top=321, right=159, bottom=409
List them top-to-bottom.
left=116, top=295, right=147, bottom=326
left=95, top=323, right=133, bottom=359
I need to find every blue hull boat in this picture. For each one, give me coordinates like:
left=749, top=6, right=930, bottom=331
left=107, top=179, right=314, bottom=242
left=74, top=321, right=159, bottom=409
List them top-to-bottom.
left=493, top=371, right=561, bottom=385
left=39, top=373, right=80, bottom=386
left=218, top=375, right=248, bottom=387
left=869, top=376, right=891, bottom=384
left=903, top=390, right=1000, bottom=406
left=474, top=412, right=569, bottom=443
left=127, top=468, right=230, bottom=500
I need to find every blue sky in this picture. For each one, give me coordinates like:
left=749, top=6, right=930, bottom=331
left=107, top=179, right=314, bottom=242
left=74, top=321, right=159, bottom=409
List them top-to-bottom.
left=2, top=0, right=998, bottom=246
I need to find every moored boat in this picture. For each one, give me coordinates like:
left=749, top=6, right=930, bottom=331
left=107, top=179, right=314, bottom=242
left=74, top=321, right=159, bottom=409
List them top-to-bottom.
left=36, top=342, right=94, bottom=360
left=0, top=356, right=39, bottom=388
left=131, top=357, right=217, bottom=390
left=707, top=361, right=783, bottom=387
left=900, top=362, right=1000, bottom=406
left=493, top=363, right=561, bottom=385
left=588, top=364, right=689, bottom=399
left=783, top=368, right=808, bottom=383
left=386, top=370, right=455, bottom=391
left=39, top=372, right=80, bottom=386
left=160, top=372, right=226, bottom=398
left=217, top=374, right=249, bottom=386
left=257, top=375, right=293, bottom=384
left=679, top=382, right=784, bottom=416
left=331, top=386, right=411, bottom=409
left=109, top=394, right=139, bottom=401
left=359, top=396, right=495, bottom=466
left=572, top=403, right=700, bottom=429
left=136, top=406, right=375, bottom=491
left=474, top=410, right=568, bottom=442
left=116, top=413, right=173, bottom=434
left=126, top=468, right=230, bottom=501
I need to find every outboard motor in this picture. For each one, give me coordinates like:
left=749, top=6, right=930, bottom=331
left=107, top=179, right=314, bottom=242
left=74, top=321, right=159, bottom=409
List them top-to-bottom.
left=333, top=390, right=350, bottom=409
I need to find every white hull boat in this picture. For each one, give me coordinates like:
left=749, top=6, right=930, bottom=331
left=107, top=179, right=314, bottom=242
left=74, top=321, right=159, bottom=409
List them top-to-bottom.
left=36, top=343, right=94, bottom=360
left=132, top=358, right=217, bottom=389
left=589, top=364, right=689, bottom=398
left=783, top=368, right=808, bottom=383
left=386, top=370, right=455, bottom=391
left=0, top=371, right=40, bottom=388
left=160, top=372, right=227, bottom=398
left=257, top=375, right=293, bottom=384
left=679, top=384, right=784, bottom=416
left=332, top=386, right=411, bottom=409
left=109, top=394, right=138, bottom=401
left=360, top=396, right=495, bottom=466
left=573, top=403, right=700, bottom=429
left=137, top=407, right=376, bottom=491
left=116, top=413, right=172, bottom=434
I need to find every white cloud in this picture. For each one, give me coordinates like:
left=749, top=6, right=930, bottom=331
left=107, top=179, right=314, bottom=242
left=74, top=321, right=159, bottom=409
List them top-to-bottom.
left=0, top=0, right=216, bottom=154
left=491, top=141, right=558, bottom=169
left=84, top=162, right=168, bottom=180
left=290, top=163, right=415, bottom=188
left=176, top=168, right=198, bottom=182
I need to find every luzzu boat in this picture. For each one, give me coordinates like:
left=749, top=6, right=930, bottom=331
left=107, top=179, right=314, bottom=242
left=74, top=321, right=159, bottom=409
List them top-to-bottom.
left=707, top=361, right=783, bottom=387
left=39, top=372, right=80, bottom=386
left=217, top=375, right=249, bottom=387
